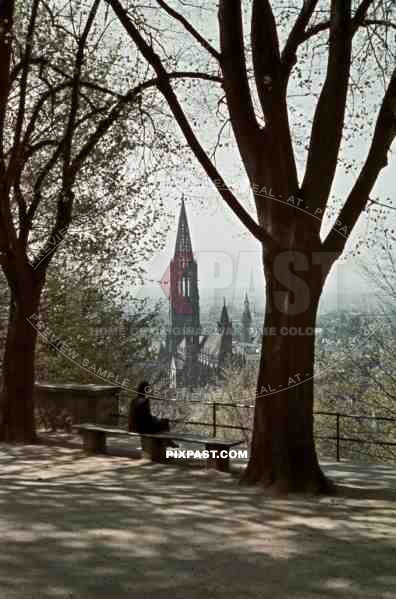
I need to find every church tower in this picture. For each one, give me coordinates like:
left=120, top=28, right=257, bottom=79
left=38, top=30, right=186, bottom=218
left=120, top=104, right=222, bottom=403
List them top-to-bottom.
left=169, top=200, right=200, bottom=385
left=241, top=292, right=253, bottom=343
left=218, top=298, right=233, bottom=368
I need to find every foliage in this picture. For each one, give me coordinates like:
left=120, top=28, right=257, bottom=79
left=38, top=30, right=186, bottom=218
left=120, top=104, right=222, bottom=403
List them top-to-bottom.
left=0, top=0, right=183, bottom=441
left=3, top=0, right=178, bottom=274
left=34, top=264, right=161, bottom=391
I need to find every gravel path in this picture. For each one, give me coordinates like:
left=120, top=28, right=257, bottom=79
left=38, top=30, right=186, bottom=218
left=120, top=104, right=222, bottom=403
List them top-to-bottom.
left=0, top=434, right=395, bottom=599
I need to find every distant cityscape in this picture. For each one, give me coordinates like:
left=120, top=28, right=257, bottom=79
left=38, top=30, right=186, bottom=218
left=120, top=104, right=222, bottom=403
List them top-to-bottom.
left=136, top=201, right=386, bottom=391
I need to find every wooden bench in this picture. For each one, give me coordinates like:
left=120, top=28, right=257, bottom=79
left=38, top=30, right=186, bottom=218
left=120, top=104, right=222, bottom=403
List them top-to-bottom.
left=73, top=424, right=243, bottom=472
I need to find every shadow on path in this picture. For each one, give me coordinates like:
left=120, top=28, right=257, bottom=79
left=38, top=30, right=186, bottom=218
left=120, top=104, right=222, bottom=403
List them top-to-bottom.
left=0, top=436, right=394, bottom=599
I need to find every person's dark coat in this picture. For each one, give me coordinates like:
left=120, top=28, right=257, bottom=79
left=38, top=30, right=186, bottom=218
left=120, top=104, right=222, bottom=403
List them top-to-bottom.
left=128, top=382, right=169, bottom=434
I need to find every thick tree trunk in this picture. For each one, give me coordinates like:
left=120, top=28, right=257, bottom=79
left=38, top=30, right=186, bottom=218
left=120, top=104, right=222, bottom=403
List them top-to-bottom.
left=243, top=248, right=333, bottom=494
left=0, top=271, right=44, bottom=443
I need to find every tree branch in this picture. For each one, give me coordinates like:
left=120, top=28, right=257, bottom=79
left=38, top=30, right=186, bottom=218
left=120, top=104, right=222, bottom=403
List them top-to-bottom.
left=0, top=0, right=15, bottom=175
left=0, top=0, right=16, bottom=258
left=7, top=0, right=40, bottom=192
left=34, top=0, right=102, bottom=272
left=61, top=0, right=101, bottom=191
left=106, top=0, right=269, bottom=244
left=156, top=0, right=220, bottom=61
left=218, top=0, right=263, bottom=174
left=251, top=0, right=298, bottom=192
left=251, top=0, right=281, bottom=112
left=281, top=0, right=320, bottom=79
left=301, top=0, right=353, bottom=212
left=353, top=0, right=376, bottom=27
left=297, top=1, right=381, bottom=45
left=362, top=19, right=396, bottom=31
left=324, top=68, right=396, bottom=254
left=21, top=70, right=219, bottom=230
left=71, top=71, right=222, bottom=173
left=21, top=82, right=70, bottom=157
left=28, top=146, right=63, bottom=224
left=14, top=180, right=28, bottom=247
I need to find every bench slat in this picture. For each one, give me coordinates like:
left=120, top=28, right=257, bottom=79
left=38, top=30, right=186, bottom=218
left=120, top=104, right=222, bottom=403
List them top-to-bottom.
left=73, top=424, right=242, bottom=447
left=73, top=424, right=129, bottom=436
left=146, top=432, right=242, bottom=447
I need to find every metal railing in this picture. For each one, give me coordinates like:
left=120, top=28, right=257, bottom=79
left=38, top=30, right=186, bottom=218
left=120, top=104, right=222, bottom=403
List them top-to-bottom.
left=149, top=397, right=396, bottom=462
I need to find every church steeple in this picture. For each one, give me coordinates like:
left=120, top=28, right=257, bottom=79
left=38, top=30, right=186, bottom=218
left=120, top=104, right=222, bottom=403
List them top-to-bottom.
left=174, top=198, right=192, bottom=255
left=169, top=200, right=200, bottom=385
left=163, top=202, right=243, bottom=388
left=241, top=292, right=253, bottom=343
left=218, top=297, right=232, bottom=333
left=218, top=298, right=233, bottom=366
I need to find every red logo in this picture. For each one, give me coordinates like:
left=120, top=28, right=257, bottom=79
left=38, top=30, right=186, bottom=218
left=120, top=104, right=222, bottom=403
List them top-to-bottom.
left=160, top=252, right=194, bottom=315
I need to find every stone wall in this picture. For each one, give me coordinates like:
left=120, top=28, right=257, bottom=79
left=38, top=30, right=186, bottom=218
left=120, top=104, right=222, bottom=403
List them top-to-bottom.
left=34, top=383, right=121, bottom=431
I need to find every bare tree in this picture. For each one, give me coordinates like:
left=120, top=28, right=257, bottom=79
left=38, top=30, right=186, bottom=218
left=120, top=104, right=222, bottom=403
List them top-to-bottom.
left=105, top=0, right=396, bottom=492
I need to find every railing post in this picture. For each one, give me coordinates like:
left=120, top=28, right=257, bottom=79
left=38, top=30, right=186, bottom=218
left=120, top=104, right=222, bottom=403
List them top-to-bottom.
left=212, top=402, right=217, bottom=437
left=336, top=413, right=340, bottom=462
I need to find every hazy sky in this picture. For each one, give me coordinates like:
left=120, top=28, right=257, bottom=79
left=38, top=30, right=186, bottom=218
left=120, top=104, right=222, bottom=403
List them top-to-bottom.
left=130, top=3, right=395, bottom=312
left=136, top=142, right=395, bottom=312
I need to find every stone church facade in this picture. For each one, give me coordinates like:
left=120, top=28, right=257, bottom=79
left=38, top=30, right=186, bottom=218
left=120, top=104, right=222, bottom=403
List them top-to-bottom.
left=159, top=200, right=245, bottom=389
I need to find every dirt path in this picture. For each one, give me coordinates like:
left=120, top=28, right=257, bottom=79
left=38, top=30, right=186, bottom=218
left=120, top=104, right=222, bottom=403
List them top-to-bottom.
left=0, top=435, right=395, bottom=598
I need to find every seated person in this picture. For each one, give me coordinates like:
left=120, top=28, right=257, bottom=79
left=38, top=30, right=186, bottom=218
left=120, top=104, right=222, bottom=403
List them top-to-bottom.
left=128, top=381, right=170, bottom=434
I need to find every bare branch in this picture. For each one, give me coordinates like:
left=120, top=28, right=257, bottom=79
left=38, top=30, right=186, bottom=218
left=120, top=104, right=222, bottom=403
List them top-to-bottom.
left=106, top=0, right=269, bottom=244
left=156, top=0, right=220, bottom=61
left=218, top=0, right=262, bottom=174
left=281, top=0, right=320, bottom=78
left=353, top=0, right=376, bottom=27
left=299, top=1, right=384, bottom=44
left=362, top=19, right=396, bottom=31
left=302, top=20, right=331, bottom=42
left=11, top=55, right=129, bottom=99
left=324, top=68, right=396, bottom=254
left=21, top=69, right=220, bottom=231
left=72, top=70, right=222, bottom=172
left=368, top=198, right=396, bottom=211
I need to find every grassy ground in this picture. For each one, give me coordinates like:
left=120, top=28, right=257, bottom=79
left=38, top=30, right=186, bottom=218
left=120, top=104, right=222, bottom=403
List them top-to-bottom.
left=0, top=433, right=395, bottom=599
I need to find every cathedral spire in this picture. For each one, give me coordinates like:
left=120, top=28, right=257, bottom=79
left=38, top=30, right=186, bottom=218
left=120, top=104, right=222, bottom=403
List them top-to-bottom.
left=169, top=197, right=200, bottom=384
left=174, top=198, right=192, bottom=255
left=241, top=292, right=253, bottom=343
left=218, top=298, right=232, bottom=333
left=218, top=298, right=233, bottom=363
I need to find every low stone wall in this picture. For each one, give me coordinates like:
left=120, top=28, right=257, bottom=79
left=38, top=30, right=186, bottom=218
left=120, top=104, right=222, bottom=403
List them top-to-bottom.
left=34, top=383, right=121, bottom=431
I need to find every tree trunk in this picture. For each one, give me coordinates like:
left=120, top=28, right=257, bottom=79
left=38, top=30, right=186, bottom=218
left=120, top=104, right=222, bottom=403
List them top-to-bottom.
left=243, top=247, right=334, bottom=494
left=0, top=270, right=44, bottom=443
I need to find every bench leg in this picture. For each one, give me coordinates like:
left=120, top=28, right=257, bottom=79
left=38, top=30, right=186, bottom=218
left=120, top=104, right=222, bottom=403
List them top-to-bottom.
left=83, top=430, right=106, bottom=454
left=141, top=437, right=166, bottom=462
left=206, top=444, right=230, bottom=472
